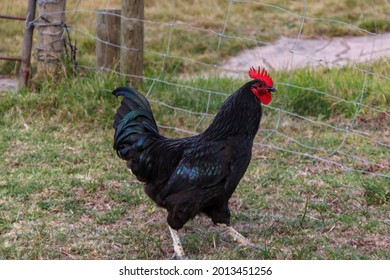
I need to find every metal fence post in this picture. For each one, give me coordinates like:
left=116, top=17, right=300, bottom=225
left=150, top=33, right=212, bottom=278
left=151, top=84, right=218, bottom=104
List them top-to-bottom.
left=19, top=0, right=37, bottom=88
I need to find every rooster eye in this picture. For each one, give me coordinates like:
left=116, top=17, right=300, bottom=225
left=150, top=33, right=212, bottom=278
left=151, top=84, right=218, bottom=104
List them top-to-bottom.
left=252, top=83, right=263, bottom=90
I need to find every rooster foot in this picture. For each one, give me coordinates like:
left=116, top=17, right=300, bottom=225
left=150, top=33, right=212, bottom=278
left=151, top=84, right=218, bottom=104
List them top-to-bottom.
left=217, top=223, right=267, bottom=250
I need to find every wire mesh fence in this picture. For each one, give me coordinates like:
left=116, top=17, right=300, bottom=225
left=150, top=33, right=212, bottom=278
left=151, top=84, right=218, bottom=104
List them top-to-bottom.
left=22, top=0, right=390, bottom=178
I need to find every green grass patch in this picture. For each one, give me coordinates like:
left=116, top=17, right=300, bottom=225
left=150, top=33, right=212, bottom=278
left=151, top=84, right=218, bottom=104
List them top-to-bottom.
left=0, top=67, right=389, bottom=259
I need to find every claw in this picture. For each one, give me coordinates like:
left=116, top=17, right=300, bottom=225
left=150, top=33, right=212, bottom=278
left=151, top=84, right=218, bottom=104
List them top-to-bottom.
left=171, top=252, right=188, bottom=260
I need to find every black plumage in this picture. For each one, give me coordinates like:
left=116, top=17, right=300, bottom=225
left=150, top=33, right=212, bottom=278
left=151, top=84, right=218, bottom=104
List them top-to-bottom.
left=112, top=78, right=271, bottom=231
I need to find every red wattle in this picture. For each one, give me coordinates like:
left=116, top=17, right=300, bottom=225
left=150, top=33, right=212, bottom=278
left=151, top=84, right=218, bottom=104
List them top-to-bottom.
left=259, top=91, right=272, bottom=105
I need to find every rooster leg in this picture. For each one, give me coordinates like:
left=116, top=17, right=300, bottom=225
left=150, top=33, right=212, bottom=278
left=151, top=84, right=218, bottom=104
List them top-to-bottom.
left=169, top=226, right=186, bottom=260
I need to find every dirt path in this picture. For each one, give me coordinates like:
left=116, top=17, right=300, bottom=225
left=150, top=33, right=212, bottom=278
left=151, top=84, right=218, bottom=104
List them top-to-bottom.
left=221, top=33, right=390, bottom=73
left=0, top=77, right=19, bottom=93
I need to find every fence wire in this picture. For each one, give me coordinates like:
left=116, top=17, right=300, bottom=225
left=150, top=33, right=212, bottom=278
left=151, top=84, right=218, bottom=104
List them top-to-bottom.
left=32, top=0, right=389, bottom=179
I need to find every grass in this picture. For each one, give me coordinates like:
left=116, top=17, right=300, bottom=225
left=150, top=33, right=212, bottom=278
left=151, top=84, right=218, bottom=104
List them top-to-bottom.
left=1, top=0, right=390, bottom=75
left=0, top=69, right=389, bottom=259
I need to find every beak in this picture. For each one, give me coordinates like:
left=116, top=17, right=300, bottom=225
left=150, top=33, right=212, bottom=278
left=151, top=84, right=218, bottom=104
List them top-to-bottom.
left=268, top=87, right=277, bottom=92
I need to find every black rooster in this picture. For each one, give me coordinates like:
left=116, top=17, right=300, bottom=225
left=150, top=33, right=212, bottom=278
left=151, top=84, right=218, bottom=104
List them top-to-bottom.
left=112, top=67, right=276, bottom=259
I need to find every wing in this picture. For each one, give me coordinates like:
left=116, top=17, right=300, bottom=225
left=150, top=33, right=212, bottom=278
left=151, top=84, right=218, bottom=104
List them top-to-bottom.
left=159, top=141, right=233, bottom=199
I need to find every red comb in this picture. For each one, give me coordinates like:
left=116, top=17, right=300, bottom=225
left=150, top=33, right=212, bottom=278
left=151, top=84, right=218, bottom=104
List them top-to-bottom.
left=248, top=67, right=273, bottom=87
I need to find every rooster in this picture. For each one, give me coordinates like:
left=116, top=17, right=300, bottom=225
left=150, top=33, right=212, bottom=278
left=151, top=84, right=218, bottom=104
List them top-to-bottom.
left=112, top=67, right=276, bottom=259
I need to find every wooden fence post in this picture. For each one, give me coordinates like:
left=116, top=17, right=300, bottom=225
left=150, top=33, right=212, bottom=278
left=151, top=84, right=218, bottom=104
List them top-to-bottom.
left=19, top=0, right=37, bottom=88
left=36, top=0, right=66, bottom=78
left=120, top=0, right=144, bottom=87
left=96, top=9, right=121, bottom=70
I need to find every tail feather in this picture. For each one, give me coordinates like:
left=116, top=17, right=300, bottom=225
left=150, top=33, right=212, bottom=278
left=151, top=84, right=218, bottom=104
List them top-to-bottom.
left=112, top=86, right=161, bottom=162
left=112, top=86, right=154, bottom=125
left=114, top=110, right=155, bottom=141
